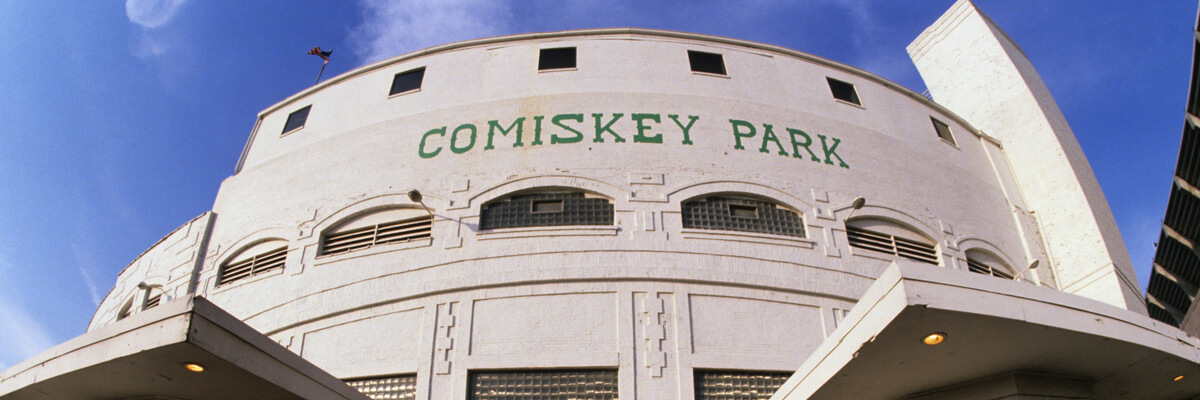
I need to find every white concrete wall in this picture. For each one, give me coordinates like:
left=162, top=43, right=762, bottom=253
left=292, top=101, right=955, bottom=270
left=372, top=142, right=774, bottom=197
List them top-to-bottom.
left=89, top=28, right=1104, bottom=400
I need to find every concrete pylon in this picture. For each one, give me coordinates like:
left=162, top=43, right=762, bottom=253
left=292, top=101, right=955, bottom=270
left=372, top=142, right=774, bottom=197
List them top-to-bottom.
left=908, top=0, right=1145, bottom=313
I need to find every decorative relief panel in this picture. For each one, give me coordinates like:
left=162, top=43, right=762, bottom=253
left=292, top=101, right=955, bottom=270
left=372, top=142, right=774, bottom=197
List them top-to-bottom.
left=640, top=292, right=670, bottom=378
left=434, top=302, right=457, bottom=375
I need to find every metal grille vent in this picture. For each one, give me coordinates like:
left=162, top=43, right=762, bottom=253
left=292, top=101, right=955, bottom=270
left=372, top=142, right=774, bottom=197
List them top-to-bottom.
left=480, top=192, right=613, bottom=230
left=681, top=196, right=805, bottom=238
left=320, top=215, right=432, bottom=256
left=846, top=226, right=938, bottom=265
left=219, top=246, right=287, bottom=286
left=966, top=258, right=1013, bottom=279
left=145, top=293, right=161, bottom=309
left=469, top=370, right=618, bottom=400
left=694, top=370, right=790, bottom=400
left=346, top=375, right=417, bottom=400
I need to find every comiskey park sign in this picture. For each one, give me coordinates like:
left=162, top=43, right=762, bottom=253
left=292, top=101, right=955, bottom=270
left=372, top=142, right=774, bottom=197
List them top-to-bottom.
left=417, top=113, right=850, bottom=169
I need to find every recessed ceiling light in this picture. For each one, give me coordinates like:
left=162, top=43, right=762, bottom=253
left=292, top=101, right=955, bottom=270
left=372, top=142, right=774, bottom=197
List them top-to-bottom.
left=922, top=332, right=947, bottom=345
left=184, top=363, right=205, bottom=372
left=1174, top=375, right=1185, bottom=382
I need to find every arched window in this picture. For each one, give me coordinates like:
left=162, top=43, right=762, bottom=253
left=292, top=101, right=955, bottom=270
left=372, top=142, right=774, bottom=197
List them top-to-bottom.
left=480, top=191, right=613, bottom=230
left=681, top=195, right=805, bottom=238
left=320, top=208, right=432, bottom=256
left=845, top=218, right=938, bottom=265
left=219, top=239, right=288, bottom=286
left=965, top=249, right=1014, bottom=279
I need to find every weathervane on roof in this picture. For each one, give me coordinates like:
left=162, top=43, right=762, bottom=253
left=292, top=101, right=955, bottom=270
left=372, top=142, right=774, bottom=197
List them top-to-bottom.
left=308, top=47, right=332, bottom=85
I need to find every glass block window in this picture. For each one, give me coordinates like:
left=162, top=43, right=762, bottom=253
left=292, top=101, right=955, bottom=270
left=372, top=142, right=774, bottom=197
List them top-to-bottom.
left=539, top=47, right=577, bottom=70
left=688, top=50, right=726, bottom=75
left=390, top=67, right=425, bottom=96
left=826, top=77, right=861, bottom=106
left=282, top=105, right=311, bottom=135
left=931, top=117, right=956, bottom=145
left=480, top=192, right=613, bottom=230
left=681, top=196, right=805, bottom=238
left=845, top=219, right=938, bottom=265
left=219, top=242, right=288, bottom=286
left=469, top=370, right=618, bottom=400
left=694, top=370, right=790, bottom=400
left=346, top=375, right=417, bottom=400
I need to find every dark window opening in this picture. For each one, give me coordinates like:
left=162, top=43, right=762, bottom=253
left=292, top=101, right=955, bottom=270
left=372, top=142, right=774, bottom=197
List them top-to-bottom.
left=538, top=47, right=577, bottom=70
left=688, top=50, right=726, bottom=75
left=390, top=67, right=426, bottom=96
left=826, top=77, right=861, bottom=105
left=282, top=106, right=311, bottom=135
left=932, top=117, right=956, bottom=145
left=480, top=192, right=613, bottom=230
left=682, top=196, right=804, bottom=238
left=532, top=199, right=565, bottom=213
left=729, top=204, right=759, bottom=219
left=470, top=370, right=618, bottom=400
left=695, top=370, right=791, bottom=400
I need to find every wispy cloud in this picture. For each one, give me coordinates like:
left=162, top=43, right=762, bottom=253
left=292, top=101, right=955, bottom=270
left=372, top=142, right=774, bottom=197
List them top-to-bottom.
left=125, top=0, right=187, bottom=29
left=125, top=0, right=188, bottom=61
left=348, top=0, right=515, bottom=65
left=71, top=243, right=103, bottom=307
left=0, top=252, right=56, bottom=371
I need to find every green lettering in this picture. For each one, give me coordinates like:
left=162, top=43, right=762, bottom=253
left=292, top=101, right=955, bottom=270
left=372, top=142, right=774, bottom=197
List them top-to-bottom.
left=592, top=113, right=626, bottom=143
left=632, top=113, right=662, bottom=144
left=551, top=114, right=585, bottom=144
left=669, top=114, right=698, bottom=145
left=531, top=115, right=545, bottom=146
left=485, top=117, right=525, bottom=150
left=729, top=119, right=755, bottom=150
left=450, top=123, right=477, bottom=154
left=759, top=124, right=789, bottom=156
left=418, top=126, right=446, bottom=159
left=786, top=128, right=821, bottom=162
left=818, top=134, right=849, bottom=168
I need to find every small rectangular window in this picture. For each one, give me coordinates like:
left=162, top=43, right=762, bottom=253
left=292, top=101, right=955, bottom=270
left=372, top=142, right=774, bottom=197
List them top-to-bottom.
left=538, top=47, right=576, bottom=70
left=688, top=50, right=726, bottom=75
left=390, top=67, right=426, bottom=96
left=827, top=77, right=861, bottom=106
left=281, top=106, right=311, bottom=135
left=931, top=117, right=956, bottom=145
left=532, top=199, right=565, bottom=213
left=729, top=204, right=758, bottom=219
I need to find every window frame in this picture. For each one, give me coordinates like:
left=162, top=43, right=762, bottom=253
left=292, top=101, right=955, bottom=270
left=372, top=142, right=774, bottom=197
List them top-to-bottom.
left=538, top=47, right=577, bottom=71
left=687, top=50, right=727, bottom=76
left=389, top=67, right=426, bottom=97
left=826, top=77, right=863, bottom=106
left=281, top=105, right=311, bottom=136
left=931, top=116, right=957, bottom=146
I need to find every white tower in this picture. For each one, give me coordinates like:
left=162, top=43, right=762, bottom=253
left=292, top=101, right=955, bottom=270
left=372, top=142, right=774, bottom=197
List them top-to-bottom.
left=908, top=0, right=1145, bottom=312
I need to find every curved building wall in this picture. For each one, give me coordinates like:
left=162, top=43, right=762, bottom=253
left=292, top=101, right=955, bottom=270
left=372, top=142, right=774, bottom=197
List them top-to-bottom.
left=89, top=29, right=1057, bottom=399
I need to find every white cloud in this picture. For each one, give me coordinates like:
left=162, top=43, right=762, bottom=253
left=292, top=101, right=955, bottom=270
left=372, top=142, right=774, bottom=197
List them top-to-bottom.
left=125, top=0, right=188, bottom=29
left=348, top=0, right=515, bottom=65
left=72, top=243, right=103, bottom=307
left=0, top=293, right=57, bottom=372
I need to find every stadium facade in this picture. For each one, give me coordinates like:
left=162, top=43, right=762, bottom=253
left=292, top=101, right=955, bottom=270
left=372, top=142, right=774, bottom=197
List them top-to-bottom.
left=4, top=1, right=1200, bottom=399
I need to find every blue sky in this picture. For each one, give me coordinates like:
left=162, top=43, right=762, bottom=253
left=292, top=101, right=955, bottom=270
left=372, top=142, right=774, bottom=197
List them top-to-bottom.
left=0, top=0, right=1192, bottom=370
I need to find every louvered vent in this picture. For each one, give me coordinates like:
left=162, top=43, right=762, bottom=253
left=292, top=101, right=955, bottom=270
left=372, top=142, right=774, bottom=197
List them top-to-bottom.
left=321, top=215, right=432, bottom=256
left=846, top=226, right=938, bottom=265
left=219, top=246, right=287, bottom=286
left=966, top=258, right=1014, bottom=279
left=145, top=293, right=161, bottom=309
left=469, top=370, right=618, bottom=400
left=694, top=370, right=790, bottom=400
left=346, top=375, right=416, bottom=400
